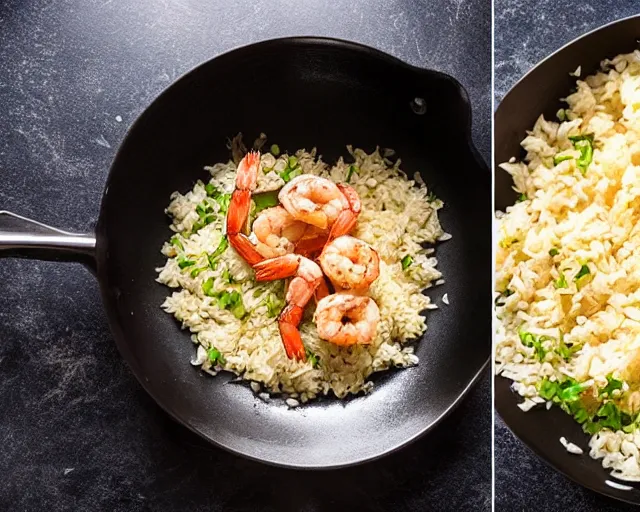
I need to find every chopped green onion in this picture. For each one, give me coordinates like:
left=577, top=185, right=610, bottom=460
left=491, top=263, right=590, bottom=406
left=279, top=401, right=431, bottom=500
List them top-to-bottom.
left=556, top=109, right=567, bottom=122
left=568, top=134, right=594, bottom=175
left=270, top=144, right=280, bottom=156
left=553, top=154, right=574, bottom=166
left=287, top=156, right=298, bottom=168
left=346, top=165, right=359, bottom=183
left=205, top=183, right=219, bottom=197
left=253, top=191, right=280, bottom=213
left=427, top=191, right=437, bottom=202
left=516, top=193, right=527, bottom=202
left=170, top=235, right=184, bottom=250
left=207, top=236, right=229, bottom=269
left=549, top=248, right=559, bottom=257
left=177, top=254, right=196, bottom=269
left=401, top=255, right=413, bottom=270
left=574, top=263, right=592, bottom=290
left=190, top=266, right=207, bottom=278
left=221, top=267, right=232, bottom=283
left=554, top=271, right=568, bottom=289
left=202, top=277, right=215, bottom=297
left=216, top=290, right=246, bottom=319
left=265, top=294, right=285, bottom=318
left=518, top=329, right=549, bottom=361
left=557, top=332, right=581, bottom=361
left=207, top=346, right=226, bottom=365
left=305, top=348, right=319, bottom=368
left=599, top=375, right=623, bottom=398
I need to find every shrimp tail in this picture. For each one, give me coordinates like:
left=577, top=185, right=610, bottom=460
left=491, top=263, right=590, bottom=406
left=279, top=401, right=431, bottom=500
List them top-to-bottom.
left=226, top=151, right=265, bottom=266
left=328, top=184, right=361, bottom=241
left=228, top=233, right=264, bottom=266
left=253, top=254, right=299, bottom=281
left=278, top=304, right=306, bottom=360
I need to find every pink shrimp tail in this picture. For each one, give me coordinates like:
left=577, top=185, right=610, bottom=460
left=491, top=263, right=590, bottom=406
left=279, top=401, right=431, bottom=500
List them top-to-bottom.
left=235, top=150, right=260, bottom=190
left=328, top=184, right=361, bottom=242
left=253, top=254, right=299, bottom=281
left=279, top=304, right=306, bottom=360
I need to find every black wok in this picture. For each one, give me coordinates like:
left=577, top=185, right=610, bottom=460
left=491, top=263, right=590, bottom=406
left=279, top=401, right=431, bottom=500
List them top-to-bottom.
left=495, top=15, right=640, bottom=504
left=0, top=37, right=490, bottom=468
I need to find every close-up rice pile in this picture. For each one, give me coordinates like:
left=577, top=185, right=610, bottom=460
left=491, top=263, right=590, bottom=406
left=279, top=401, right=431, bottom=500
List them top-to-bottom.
left=496, top=50, right=640, bottom=481
left=157, top=141, right=448, bottom=404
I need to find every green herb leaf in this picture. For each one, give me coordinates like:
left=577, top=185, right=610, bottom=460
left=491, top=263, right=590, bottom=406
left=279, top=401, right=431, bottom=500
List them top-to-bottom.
left=568, top=134, right=594, bottom=175
left=270, top=144, right=280, bottom=156
left=553, top=154, right=574, bottom=166
left=346, top=165, right=359, bottom=183
left=205, top=183, right=219, bottom=197
left=253, top=191, right=280, bottom=213
left=216, top=193, right=231, bottom=214
left=170, top=235, right=184, bottom=251
left=207, top=236, right=229, bottom=270
left=549, top=248, right=559, bottom=257
left=177, top=254, right=196, bottom=269
left=401, top=255, right=413, bottom=270
left=574, top=263, right=592, bottom=290
left=575, top=263, right=591, bottom=280
left=190, top=266, right=207, bottom=278
left=221, top=267, right=232, bottom=283
left=554, top=271, right=568, bottom=289
left=202, top=277, right=216, bottom=297
left=216, top=290, right=246, bottom=319
left=265, top=294, right=285, bottom=318
left=518, top=329, right=548, bottom=361
left=557, top=332, right=581, bottom=361
left=207, top=346, right=226, bottom=365
left=305, top=348, right=319, bottom=368
left=600, top=375, right=624, bottom=398
left=539, top=378, right=560, bottom=400
left=558, top=380, right=591, bottom=402
left=594, top=402, right=622, bottom=432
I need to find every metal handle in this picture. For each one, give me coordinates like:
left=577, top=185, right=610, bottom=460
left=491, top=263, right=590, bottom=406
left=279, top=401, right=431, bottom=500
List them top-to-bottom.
left=0, top=210, right=96, bottom=268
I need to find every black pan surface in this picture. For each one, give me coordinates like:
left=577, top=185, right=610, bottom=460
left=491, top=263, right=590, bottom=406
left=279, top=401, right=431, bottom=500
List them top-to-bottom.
left=495, top=15, right=640, bottom=504
left=4, top=37, right=490, bottom=468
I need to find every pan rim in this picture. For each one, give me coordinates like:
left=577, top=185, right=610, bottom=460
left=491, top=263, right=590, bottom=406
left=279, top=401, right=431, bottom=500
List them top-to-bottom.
left=495, top=14, right=640, bottom=504
left=96, top=35, right=490, bottom=469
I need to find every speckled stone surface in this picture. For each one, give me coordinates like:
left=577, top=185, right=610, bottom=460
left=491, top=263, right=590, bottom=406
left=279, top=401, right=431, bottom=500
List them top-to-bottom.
left=0, top=1, right=490, bottom=510
left=495, top=1, right=640, bottom=510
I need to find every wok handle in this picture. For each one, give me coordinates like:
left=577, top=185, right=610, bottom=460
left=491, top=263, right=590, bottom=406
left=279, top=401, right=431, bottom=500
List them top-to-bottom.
left=0, top=210, right=96, bottom=268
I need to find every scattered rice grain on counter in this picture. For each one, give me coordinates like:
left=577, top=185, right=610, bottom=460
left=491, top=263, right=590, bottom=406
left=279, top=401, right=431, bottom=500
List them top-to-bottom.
left=496, top=50, right=640, bottom=480
left=157, top=143, right=449, bottom=402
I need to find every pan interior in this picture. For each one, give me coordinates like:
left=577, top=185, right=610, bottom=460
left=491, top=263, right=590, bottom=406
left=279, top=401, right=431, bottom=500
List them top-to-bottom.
left=494, top=17, right=640, bottom=504
left=97, top=39, right=490, bottom=467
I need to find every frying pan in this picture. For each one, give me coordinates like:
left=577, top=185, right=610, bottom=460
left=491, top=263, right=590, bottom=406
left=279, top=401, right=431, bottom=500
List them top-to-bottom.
left=495, top=15, right=640, bottom=504
left=0, top=37, right=490, bottom=468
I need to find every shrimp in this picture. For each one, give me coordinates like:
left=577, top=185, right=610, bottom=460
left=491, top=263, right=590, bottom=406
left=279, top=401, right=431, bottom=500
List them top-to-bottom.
left=227, top=151, right=265, bottom=266
left=279, top=175, right=361, bottom=240
left=252, top=206, right=308, bottom=258
left=319, top=235, right=380, bottom=291
left=253, top=254, right=324, bottom=360
left=314, top=293, right=380, bottom=346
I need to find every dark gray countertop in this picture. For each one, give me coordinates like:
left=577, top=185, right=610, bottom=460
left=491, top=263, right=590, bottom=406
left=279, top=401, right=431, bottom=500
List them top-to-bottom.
left=0, top=1, right=490, bottom=510
left=495, top=1, right=640, bottom=510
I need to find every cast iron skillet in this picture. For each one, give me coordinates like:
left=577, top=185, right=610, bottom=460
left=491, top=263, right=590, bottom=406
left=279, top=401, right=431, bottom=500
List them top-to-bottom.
left=495, top=15, right=640, bottom=504
left=0, top=37, right=490, bottom=468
